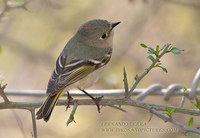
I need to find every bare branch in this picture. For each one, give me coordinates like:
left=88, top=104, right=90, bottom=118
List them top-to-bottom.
left=1, top=97, right=200, bottom=134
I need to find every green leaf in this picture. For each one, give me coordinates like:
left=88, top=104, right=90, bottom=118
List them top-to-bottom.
left=140, top=43, right=148, bottom=48
left=160, top=44, right=167, bottom=51
left=154, top=45, right=160, bottom=55
left=156, top=45, right=159, bottom=52
left=147, top=47, right=155, bottom=54
left=147, top=47, right=154, bottom=52
left=170, top=47, right=184, bottom=54
left=148, top=49, right=155, bottom=54
left=148, top=50, right=155, bottom=54
left=147, top=55, right=155, bottom=62
left=155, top=63, right=162, bottom=67
left=158, top=66, right=168, bottom=73
left=182, top=87, right=188, bottom=93
left=166, top=106, right=170, bottom=114
left=165, top=107, right=176, bottom=116
left=170, top=108, right=176, bottom=115
left=188, top=117, right=194, bottom=126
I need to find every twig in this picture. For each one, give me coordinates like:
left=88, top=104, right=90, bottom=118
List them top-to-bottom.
left=126, top=44, right=171, bottom=98
left=123, top=67, right=129, bottom=98
left=0, top=83, right=10, bottom=104
left=0, top=83, right=27, bottom=137
left=179, top=93, right=186, bottom=107
left=1, top=95, right=200, bottom=134
left=1, top=98, right=200, bottom=116
left=3, top=98, right=200, bottom=134
left=66, top=102, right=78, bottom=126
left=150, top=108, right=200, bottom=134
left=30, top=109, right=37, bottom=138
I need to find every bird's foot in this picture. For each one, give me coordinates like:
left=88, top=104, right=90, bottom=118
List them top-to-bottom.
left=78, top=88, right=103, bottom=113
left=65, top=91, right=73, bottom=111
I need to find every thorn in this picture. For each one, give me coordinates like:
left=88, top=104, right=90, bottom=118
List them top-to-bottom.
left=148, top=113, right=153, bottom=122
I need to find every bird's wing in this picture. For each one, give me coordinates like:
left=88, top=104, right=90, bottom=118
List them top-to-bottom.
left=46, top=50, right=112, bottom=96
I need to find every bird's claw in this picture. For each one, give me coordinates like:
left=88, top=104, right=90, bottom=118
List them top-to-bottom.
left=65, top=91, right=73, bottom=111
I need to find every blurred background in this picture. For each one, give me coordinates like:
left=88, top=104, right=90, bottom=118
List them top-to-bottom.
left=0, top=0, right=200, bottom=137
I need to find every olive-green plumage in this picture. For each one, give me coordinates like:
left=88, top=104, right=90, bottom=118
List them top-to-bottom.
left=36, top=19, right=120, bottom=122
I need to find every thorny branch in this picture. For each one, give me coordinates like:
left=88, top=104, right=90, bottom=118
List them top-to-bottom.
left=0, top=43, right=199, bottom=136
left=122, top=43, right=200, bottom=134
left=126, top=43, right=171, bottom=98
left=0, top=83, right=38, bottom=138
left=1, top=88, right=200, bottom=135
left=1, top=97, right=200, bottom=135
left=0, top=98, right=200, bottom=116
left=150, top=108, right=200, bottom=134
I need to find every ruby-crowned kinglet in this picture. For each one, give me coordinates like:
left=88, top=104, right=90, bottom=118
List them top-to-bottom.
left=36, top=19, right=120, bottom=122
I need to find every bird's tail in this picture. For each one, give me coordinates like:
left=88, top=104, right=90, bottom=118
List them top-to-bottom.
left=36, top=90, right=64, bottom=122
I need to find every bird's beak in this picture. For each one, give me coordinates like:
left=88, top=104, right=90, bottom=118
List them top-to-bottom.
left=111, top=21, right=121, bottom=29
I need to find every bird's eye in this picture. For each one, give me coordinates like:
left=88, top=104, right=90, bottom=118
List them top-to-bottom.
left=100, top=33, right=107, bottom=40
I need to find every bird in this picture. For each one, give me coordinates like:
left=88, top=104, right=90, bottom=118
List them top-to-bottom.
left=36, top=19, right=120, bottom=122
